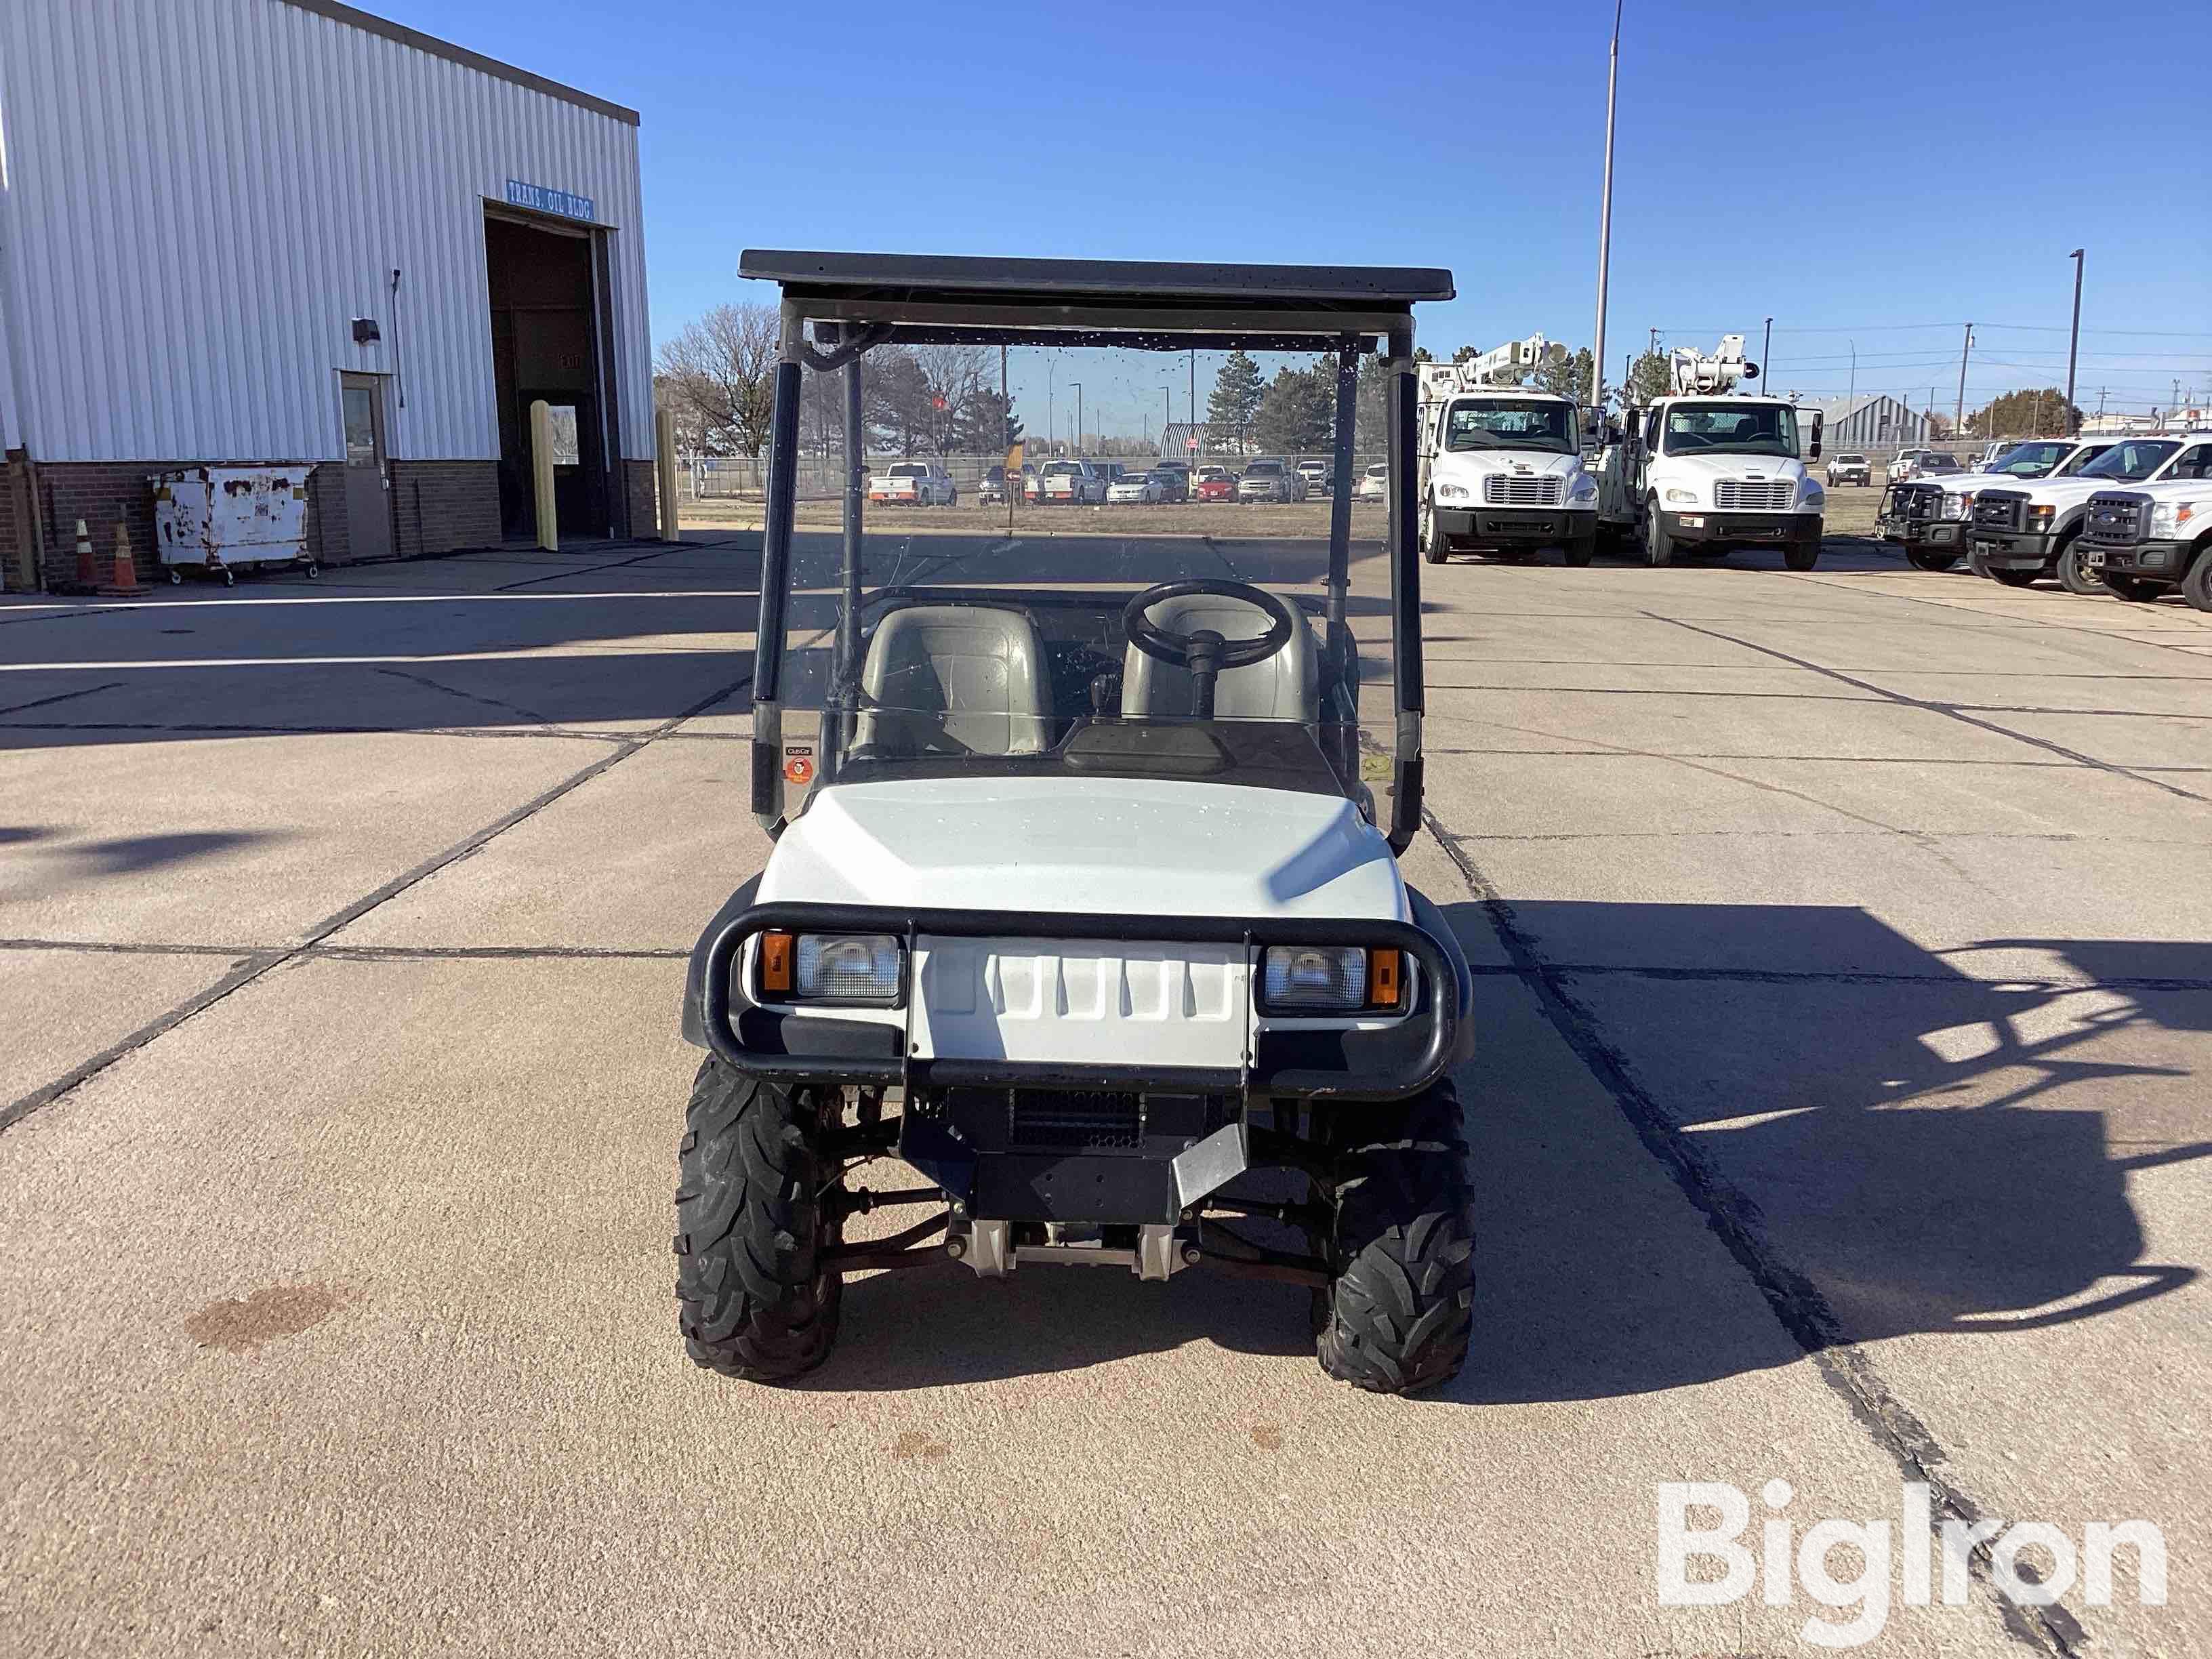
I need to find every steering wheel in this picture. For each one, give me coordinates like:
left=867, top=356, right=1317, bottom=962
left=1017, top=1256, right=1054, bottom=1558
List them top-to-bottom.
left=1122, top=579, right=1298, bottom=721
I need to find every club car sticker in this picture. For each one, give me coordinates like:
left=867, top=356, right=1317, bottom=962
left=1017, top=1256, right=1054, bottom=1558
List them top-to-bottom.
left=782, top=745, right=816, bottom=786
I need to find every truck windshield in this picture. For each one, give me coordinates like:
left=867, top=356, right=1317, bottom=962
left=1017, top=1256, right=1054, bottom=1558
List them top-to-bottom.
left=1444, top=399, right=1576, bottom=455
left=1664, top=403, right=1799, bottom=457
left=1987, top=441, right=2072, bottom=476
left=2078, top=441, right=2179, bottom=482
left=888, top=464, right=927, bottom=477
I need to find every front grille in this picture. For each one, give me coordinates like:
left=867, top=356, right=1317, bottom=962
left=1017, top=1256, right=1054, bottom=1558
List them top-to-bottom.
left=1483, top=474, right=1565, bottom=506
left=1715, top=479, right=1795, bottom=512
left=1891, top=483, right=1940, bottom=523
left=1973, top=492, right=2026, bottom=533
left=2081, top=493, right=2146, bottom=546
left=1009, top=1090, right=1142, bottom=1151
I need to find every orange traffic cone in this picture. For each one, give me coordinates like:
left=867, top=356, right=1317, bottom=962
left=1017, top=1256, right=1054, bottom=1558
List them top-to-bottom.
left=73, top=519, right=96, bottom=588
left=98, top=523, right=142, bottom=596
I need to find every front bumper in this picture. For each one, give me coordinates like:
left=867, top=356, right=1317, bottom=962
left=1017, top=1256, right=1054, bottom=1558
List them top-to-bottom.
left=1435, top=504, right=1591, bottom=545
left=1660, top=509, right=1820, bottom=546
left=1879, top=513, right=1969, bottom=550
left=1969, top=529, right=2055, bottom=571
left=2085, top=536, right=2192, bottom=581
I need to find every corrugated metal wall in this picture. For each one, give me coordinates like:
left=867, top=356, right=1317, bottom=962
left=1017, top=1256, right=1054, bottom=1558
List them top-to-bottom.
left=0, top=0, right=651, bottom=465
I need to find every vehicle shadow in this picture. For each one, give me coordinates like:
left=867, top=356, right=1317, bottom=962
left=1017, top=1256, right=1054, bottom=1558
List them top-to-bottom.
left=1433, top=899, right=2208, bottom=1408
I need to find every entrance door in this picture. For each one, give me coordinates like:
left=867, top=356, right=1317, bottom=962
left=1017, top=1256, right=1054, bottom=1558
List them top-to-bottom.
left=340, top=373, right=394, bottom=562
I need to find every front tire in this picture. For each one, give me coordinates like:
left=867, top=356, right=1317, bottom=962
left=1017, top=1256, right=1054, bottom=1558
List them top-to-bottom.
left=1643, top=504, right=1675, bottom=568
left=1420, top=505, right=1446, bottom=565
left=1563, top=530, right=1596, bottom=567
left=2054, top=537, right=2104, bottom=597
left=1784, top=538, right=1820, bottom=572
left=1906, top=548, right=1959, bottom=572
left=2182, top=551, right=2212, bottom=613
left=2102, top=574, right=2163, bottom=602
left=674, top=1059, right=842, bottom=1380
left=1314, top=1080, right=1475, bottom=1395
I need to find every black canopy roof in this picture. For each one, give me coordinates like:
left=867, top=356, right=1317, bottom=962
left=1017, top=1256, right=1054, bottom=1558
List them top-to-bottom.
left=738, top=251, right=1453, bottom=352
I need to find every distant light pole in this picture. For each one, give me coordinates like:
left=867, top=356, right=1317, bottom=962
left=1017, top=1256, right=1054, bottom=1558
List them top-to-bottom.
left=1590, top=0, right=1622, bottom=415
left=2064, top=249, right=2085, bottom=437
left=1760, top=316, right=1774, bottom=388
left=1954, top=323, right=1974, bottom=438
left=1846, top=340, right=1856, bottom=420
left=1047, top=355, right=1058, bottom=457
left=1071, top=382, right=1084, bottom=459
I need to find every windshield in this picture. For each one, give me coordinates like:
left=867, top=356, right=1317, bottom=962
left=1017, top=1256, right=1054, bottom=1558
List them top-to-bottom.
left=762, top=340, right=1405, bottom=823
left=1443, top=398, right=1576, bottom=455
left=1663, top=402, right=1800, bottom=457
left=1988, top=441, right=2070, bottom=476
left=2080, top=441, right=2179, bottom=482
left=1837, top=454, right=1866, bottom=464
left=888, top=464, right=927, bottom=477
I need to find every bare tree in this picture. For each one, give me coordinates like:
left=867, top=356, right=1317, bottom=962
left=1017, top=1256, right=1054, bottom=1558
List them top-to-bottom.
left=655, top=303, right=779, bottom=457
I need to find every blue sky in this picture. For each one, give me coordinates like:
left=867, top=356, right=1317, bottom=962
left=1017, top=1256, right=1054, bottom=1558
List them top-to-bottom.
left=386, top=0, right=2211, bottom=431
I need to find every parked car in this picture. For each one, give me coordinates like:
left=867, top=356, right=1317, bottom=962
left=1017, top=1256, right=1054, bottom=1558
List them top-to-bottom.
left=1887, top=449, right=1963, bottom=485
left=1826, top=453, right=1872, bottom=487
left=1236, top=458, right=1307, bottom=503
left=1039, top=459, right=1107, bottom=504
left=1296, top=459, right=1334, bottom=497
left=868, top=460, right=956, bottom=506
left=1150, top=461, right=1191, bottom=501
left=1355, top=462, right=1388, bottom=501
left=979, top=464, right=1009, bottom=504
left=1194, top=469, right=1238, bottom=502
left=1107, top=471, right=1164, bottom=504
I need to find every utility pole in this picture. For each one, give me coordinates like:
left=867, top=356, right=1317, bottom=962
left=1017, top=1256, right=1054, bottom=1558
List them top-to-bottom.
left=1591, top=0, right=1622, bottom=416
left=2064, top=249, right=2085, bottom=437
left=1761, top=316, right=1774, bottom=388
left=1954, top=323, right=1973, bottom=438
left=1846, top=340, right=1855, bottom=419
left=1001, top=344, right=1013, bottom=532
left=1189, top=350, right=1197, bottom=455
left=1047, top=354, right=1057, bottom=458
left=1072, top=382, right=1084, bottom=459
left=1160, top=386, right=1171, bottom=455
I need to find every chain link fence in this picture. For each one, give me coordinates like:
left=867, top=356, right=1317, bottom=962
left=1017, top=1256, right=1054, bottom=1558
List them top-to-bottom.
left=686, top=451, right=1387, bottom=502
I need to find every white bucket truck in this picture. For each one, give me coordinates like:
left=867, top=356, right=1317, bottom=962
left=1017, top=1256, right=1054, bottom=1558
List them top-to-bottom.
left=1597, top=335, right=1825, bottom=569
left=1416, top=336, right=1600, bottom=567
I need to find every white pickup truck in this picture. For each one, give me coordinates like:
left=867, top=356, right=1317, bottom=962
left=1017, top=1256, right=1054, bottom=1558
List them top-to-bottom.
left=1967, top=433, right=2212, bottom=594
left=1879, top=436, right=2114, bottom=571
left=2076, top=450, right=2212, bottom=610
left=1038, top=459, right=1107, bottom=504
left=866, top=460, right=956, bottom=506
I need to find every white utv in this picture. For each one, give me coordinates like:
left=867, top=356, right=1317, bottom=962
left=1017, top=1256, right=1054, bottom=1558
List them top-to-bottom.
left=675, top=252, right=1477, bottom=1394
left=1415, top=340, right=1600, bottom=567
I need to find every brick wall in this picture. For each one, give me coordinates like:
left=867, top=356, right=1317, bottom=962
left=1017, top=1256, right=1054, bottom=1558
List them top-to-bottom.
left=623, top=459, right=661, bottom=540
left=390, top=461, right=501, bottom=558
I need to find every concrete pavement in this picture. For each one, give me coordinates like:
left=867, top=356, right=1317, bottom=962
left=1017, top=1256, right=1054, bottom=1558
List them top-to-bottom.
left=2, top=534, right=2206, bottom=1656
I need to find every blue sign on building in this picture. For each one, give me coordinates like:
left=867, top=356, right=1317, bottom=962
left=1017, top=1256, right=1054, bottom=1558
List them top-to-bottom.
left=504, top=179, right=596, bottom=222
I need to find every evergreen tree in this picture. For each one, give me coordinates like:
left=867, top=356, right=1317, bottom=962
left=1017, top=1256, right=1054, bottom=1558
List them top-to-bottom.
left=1533, top=346, right=1595, bottom=407
left=1207, top=350, right=1265, bottom=451
left=1254, top=361, right=1336, bottom=455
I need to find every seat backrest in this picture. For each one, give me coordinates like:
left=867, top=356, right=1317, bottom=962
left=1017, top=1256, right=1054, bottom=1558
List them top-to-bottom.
left=1121, top=594, right=1317, bottom=722
left=854, top=605, right=1050, bottom=757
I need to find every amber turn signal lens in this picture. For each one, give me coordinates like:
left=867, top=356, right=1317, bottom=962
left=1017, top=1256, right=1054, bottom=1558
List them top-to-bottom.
left=759, top=931, right=794, bottom=995
left=1368, top=947, right=1404, bottom=1010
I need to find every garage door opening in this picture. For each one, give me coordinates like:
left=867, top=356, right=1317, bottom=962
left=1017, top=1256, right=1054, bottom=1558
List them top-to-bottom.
left=485, top=211, right=621, bottom=539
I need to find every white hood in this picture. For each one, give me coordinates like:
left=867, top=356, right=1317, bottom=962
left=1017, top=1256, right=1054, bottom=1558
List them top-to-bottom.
left=1430, top=448, right=1585, bottom=482
left=1650, top=452, right=1807, bottom=485
left=761, top=775, right=1406, bottom=921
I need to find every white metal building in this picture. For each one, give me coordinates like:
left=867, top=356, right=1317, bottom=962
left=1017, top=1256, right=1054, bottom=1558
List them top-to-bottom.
left=0, top=0, right=655, bottom=589
left=1794, top=395, right=1929, bottom=453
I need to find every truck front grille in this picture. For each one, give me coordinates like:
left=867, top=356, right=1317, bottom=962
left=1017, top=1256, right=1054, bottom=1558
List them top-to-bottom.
left=1483, top=474, right=1565, bottom=506
left=1715, top=479, right=1795, bottom=512
left=1891, top=483, right=1940, bottom=523
left=1972, top=493, right=2026, bottom=533
left=2082, top=493, right=2146, bottom=546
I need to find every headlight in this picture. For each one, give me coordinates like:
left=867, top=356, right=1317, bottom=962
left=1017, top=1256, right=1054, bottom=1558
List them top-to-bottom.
left=1568, top=474, right=1599, bottom=502
left=1435, top=483, right=1470, bottom=501
left=1802, top=483, right=1825, bottom=506
left=1664, top=487, right=1698, bottom=504
left=1941, top=493, right=1971, bottom=520
left=2150, top=501, right=2195, bottom=536
left=2027, top=504, right=2057, bottom=528
left=758, top=931, right=903, bottom=1005
left=1258, top=946, right=1407, bottom=1015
